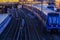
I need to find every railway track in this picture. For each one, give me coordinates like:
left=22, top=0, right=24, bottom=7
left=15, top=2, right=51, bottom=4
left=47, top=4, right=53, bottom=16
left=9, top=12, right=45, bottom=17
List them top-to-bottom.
left=0, top=7, right=53, bottom=40
left=19, top=8, right=45, bottom=40
left=0, top=9, right=21, bottom=40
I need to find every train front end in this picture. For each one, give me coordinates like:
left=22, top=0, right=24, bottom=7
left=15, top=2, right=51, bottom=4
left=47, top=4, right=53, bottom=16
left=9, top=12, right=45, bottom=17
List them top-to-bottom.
left=46, top=12, right=60, bottom=32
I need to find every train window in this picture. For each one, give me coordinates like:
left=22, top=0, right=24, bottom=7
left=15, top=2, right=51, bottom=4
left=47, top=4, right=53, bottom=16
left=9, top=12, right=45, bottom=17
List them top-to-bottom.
left=48, top=13, right=59, bottom=25
left=48, top=16, right=59, bottom=25
left=48, top=16, right=52, bottom=24
left=52, top=17, right=58, bottom=24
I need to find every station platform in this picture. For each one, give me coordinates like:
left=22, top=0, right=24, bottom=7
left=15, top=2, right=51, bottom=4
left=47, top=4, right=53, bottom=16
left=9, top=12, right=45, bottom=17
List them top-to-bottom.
left=0, top=14, right=8, bottom=24
left=0, top=14, right=12, bottom=34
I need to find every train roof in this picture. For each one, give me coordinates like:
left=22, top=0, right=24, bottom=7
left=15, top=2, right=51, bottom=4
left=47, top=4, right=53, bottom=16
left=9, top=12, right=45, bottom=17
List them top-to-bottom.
left=48, top=12, right=59, bottom=16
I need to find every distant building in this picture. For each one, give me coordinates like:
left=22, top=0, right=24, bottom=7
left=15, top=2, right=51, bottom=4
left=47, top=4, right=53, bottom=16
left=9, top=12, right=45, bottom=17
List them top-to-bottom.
left=55, top=0, right=60, bottom=8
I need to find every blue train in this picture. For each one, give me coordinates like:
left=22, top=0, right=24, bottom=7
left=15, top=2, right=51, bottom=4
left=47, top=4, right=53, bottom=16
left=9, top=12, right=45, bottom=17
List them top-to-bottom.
left=47, top=5, right=55, bottom=10
left=46, top=12, right=60, bottom=32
